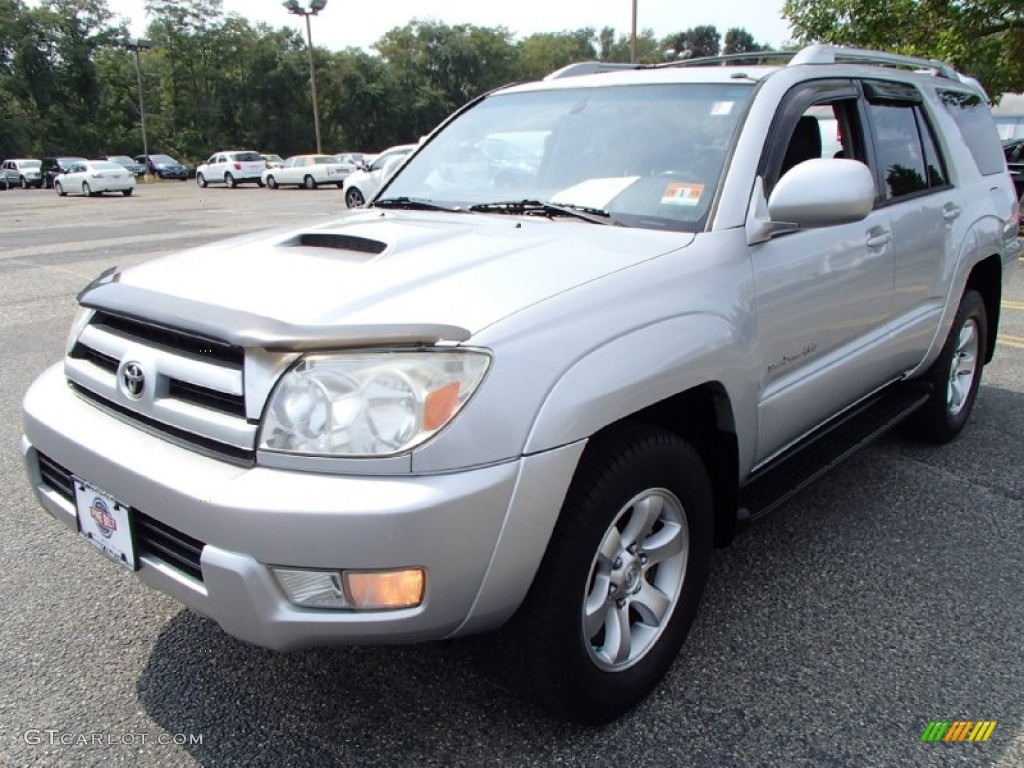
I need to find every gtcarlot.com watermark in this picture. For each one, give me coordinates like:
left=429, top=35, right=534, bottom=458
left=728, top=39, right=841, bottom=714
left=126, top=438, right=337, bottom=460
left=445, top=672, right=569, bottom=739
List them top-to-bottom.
left=24, top=729, right=203, bottom=747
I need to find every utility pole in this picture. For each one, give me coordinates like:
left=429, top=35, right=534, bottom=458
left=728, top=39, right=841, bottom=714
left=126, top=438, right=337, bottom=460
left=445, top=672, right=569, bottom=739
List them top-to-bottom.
left=283, top=0, right=328, bottom=154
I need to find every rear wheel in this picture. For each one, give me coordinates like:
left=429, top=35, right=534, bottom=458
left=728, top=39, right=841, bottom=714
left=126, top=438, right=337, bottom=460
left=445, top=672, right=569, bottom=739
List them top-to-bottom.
left=196, top=173, right=207, bottom=188
left=225, top=173, right=236, bottom=188
left=303, top=174, right=317, bottom=190
left=266, top=175, right=278, bottom=189
left=20, top=176, right=29, bottom=189
left=55, top=181, right=66, bottom=197
left=82, top=181, right=92, bottom=197
left=345, top=187, right=365, bottom=208
left=122, top=188, right=133, bottom=196
left=904, top=289, right=987, bottom=443
left=506, top=425, right=713, bottom=723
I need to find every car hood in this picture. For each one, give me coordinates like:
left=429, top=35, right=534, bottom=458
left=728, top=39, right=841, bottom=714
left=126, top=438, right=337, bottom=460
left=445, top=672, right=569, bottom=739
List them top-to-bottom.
left=80, top=210, right=694, bottom=346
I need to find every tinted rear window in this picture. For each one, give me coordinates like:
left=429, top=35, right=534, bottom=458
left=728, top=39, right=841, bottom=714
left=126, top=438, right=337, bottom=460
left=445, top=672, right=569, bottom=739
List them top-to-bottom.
left=938, top=89, right=1006, bottom=176
left=233, top=152, right=262, bottom=162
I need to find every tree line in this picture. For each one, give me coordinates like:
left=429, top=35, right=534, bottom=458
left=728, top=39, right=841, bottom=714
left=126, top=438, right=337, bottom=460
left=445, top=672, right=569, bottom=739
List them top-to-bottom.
left=0, top=0, right=767, bottom=163
left=3, top=0, right=1021, bottom=166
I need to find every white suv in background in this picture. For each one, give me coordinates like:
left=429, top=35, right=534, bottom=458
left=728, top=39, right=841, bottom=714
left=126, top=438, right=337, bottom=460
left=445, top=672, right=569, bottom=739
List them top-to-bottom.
left=196, top=150, right=267, bottom=188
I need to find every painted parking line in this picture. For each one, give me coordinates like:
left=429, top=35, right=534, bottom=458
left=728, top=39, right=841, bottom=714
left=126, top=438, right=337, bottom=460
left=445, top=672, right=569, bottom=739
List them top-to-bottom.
left=1002, top=300, right=1024, bottom=311
left=997, top=333, right=1024, bottom=349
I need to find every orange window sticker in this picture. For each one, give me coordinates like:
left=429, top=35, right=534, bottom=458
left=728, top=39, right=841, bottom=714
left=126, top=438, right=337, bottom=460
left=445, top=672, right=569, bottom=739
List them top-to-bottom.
left=662, top=182, right=704, bottom=206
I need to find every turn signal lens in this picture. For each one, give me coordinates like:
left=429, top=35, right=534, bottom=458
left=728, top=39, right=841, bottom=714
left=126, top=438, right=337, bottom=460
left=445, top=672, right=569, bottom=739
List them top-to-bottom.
left=344, top=568, right=425, bottom=610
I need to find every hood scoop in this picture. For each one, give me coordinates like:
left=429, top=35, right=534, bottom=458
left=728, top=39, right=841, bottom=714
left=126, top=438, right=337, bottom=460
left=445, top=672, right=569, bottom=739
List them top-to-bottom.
left=283, top=232, right=388, bottom=259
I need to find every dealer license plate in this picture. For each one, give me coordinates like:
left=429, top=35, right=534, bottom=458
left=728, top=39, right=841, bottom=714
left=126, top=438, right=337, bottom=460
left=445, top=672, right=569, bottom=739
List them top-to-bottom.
left=74, top=479, right=136, bottom=570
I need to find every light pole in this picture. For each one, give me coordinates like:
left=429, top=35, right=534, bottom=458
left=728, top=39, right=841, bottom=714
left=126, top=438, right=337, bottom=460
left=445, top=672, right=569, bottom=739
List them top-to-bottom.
left=283, top=0, right=327, bottom=154
left=630, top=0, right=637, bottom=64
left=122, top=36, right=154, bottom=180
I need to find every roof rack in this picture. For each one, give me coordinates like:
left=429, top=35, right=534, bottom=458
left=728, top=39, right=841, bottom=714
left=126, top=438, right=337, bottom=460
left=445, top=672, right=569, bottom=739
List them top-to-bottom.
left=544, top=44, right=964, bottom=83
left=788, top=44, right=959, bottom=80
left=544, top=61, right=638, bottom=80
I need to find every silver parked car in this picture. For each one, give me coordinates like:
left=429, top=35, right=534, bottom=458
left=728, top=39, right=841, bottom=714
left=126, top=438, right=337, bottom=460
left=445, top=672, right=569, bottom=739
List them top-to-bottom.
left=22, top=45, right=1018, bottom=724
left=2, top=158, right=43, bottom=188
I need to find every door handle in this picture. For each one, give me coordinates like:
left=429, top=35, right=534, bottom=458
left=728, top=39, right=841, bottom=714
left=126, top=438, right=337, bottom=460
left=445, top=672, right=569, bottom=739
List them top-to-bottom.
left=943, top=204, right=961, bottom=221
left=866, top=231, right=893, bottom=248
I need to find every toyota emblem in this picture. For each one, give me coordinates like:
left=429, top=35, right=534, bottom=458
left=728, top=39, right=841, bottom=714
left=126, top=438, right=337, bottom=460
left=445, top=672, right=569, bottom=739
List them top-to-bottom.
left=121, top=362, right=145, bottom=399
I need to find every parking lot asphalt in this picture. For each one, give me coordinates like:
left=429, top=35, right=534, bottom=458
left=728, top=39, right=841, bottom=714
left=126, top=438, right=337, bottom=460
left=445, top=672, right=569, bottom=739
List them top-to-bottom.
left=1, top=182, right=1022, bottom=767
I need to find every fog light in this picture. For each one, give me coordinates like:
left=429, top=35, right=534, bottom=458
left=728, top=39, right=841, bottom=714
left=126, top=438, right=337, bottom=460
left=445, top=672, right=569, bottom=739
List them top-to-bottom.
left=344, top=568, right=425, bottom=610
left=273, top=569, right=350, bottom=609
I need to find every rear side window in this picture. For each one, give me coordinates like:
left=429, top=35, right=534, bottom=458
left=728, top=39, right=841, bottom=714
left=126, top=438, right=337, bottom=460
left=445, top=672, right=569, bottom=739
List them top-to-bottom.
left=938, top=89, right=1006, bottom=176
left=867, top=101, right=948, bottom=199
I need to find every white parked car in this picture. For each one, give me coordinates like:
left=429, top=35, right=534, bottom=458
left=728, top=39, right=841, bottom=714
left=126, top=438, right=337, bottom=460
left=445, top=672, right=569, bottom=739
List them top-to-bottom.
left=342, top=144, right=417, bottom=208
left=196, top=150, right=266, bottom=188
left=261, top=154, right=354, bottom=190
left=2, top=158, right=43, bottom=188
left=54, top=160, right=136, bottom=197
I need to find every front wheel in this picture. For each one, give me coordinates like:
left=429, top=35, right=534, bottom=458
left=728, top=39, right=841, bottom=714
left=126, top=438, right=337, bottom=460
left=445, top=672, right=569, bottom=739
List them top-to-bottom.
left=196, top=173, right=207, bottom=188
left=303, top=174, right=317, bottom=190
left=266, top=175, right=278, bottom=189
left=20, top=176, right=29, bottom=189
left=82, top=181, right=92, bottom=197
left=55, top=182, right=66, bottom=197
left=345, top=187, right=365, bottom=208
left=122, top=188, right=133, bottom=196
left=904, top=289, right=987, bottom=443
left=506, top=425, right=713, bottom=723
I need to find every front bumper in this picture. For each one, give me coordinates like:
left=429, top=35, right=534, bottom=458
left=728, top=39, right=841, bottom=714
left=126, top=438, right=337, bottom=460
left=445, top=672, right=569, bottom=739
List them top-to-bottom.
left=22, top=363, right=580, bottom=650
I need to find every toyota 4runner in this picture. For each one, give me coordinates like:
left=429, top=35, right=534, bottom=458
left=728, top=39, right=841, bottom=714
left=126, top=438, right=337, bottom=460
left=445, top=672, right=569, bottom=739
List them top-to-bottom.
left=22, top=45, right=1019, bottom=723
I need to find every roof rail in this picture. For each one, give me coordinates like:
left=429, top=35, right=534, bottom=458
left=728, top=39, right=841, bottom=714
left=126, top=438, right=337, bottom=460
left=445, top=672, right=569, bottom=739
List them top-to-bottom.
left=788, top=44, right=959, bottom=80
left=658, top=50, right=796, bottom=69
left=544, top=61, right=638, bottom=80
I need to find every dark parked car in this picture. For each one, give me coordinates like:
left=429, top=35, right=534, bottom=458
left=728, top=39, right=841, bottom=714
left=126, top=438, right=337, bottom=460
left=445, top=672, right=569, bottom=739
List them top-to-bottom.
left=1003, top=138, right=1024, bottom=199
left=134, top=153, right=188, bottom=180
left=103, top=155, right=147, bottom=177
left=41, top=156, right=87, bottom=189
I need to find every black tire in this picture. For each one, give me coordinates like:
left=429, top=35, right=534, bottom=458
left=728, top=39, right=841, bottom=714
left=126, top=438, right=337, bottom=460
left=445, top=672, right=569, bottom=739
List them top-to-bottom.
left=196, top=172, right=207, bottom=188
left=225, top=173, right=236, bottom=188
left=303, top=174, right=317, bottom=190
left=266, top=175, right=278, bottom=189
left=20, top=176, right=29, bottom=189
left=257, top=179, right=265, bottom=188
left=82, top=181, right=92, bottom=197
left=55, top=182, right=66, bottom=197
left=345, top=187, right=364, bottom=208
left=122, top=188, right=133, bottom=196
left=904, top=289, right=987, bottom=443
left=506, top=424, right=713, bottom=724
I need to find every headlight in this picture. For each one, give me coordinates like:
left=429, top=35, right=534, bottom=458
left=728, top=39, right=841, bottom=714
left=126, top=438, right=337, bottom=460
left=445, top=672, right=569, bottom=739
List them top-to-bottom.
left=259, top=350, right=490, bottom=456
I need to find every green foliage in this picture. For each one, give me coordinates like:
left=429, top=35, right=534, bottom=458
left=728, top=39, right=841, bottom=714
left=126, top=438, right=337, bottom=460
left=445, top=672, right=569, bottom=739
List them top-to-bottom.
left=782, top=0, right=1024, bottom=96
left=0, top=2, right=768, bottom=159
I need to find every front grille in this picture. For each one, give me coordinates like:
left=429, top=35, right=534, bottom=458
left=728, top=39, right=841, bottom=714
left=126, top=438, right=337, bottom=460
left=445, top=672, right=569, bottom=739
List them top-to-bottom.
left=65, top=311, right=255, bottom=459
left=91, top=311, right=243, bottom=366
left=36, top=451, right=206, bottom=583
left=38, top=453, right=74, bottom=502
left=134, top=511, right=205, bottom=582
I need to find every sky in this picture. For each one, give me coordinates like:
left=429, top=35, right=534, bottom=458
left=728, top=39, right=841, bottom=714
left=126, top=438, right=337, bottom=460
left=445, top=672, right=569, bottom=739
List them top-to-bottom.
left=102, top=0, right=795, bottom=52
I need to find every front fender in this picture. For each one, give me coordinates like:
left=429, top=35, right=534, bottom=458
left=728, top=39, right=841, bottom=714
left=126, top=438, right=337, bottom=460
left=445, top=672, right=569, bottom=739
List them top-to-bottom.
left=523, top=313, right=756, bottom=470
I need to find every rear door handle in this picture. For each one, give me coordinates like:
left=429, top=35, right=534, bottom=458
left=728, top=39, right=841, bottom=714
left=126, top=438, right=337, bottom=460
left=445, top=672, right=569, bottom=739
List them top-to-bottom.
left=943, top=203, right=962, bottom=221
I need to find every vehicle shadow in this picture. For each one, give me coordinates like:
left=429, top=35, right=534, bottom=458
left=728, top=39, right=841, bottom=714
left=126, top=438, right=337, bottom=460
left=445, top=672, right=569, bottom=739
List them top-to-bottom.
left=136, top=384, right=1024, bottom=768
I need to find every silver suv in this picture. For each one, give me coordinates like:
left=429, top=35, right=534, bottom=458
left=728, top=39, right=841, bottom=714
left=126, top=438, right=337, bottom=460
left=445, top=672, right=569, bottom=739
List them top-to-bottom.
left=21, top=45, right=1019, bottom=723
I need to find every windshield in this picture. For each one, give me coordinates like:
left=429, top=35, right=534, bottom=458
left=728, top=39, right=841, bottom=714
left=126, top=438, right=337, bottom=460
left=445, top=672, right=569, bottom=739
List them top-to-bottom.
left=383, top=83, right=753, bottom=231
left=151, top=155, right=178, bottom=164
left=108, top=156, right=135, bottom=164
left=22, top=160, right=42, bottom=168
left=90, top=162, right=124, bottom=171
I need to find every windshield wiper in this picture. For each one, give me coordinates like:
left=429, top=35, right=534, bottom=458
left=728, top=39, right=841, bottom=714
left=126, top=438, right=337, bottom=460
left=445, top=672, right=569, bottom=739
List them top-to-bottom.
left=372, top=196, right=466, bottom=212
left=468, top=199, right=612, bottom=225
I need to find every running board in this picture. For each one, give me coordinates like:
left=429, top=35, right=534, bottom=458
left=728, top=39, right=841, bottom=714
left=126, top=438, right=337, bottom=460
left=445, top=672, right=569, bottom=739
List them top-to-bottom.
left=738, top=382, right=931, bottom=521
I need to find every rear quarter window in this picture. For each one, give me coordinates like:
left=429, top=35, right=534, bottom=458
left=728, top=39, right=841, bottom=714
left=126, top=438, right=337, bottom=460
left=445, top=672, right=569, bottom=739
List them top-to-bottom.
left=938, top=89, right=1007, bottom=176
